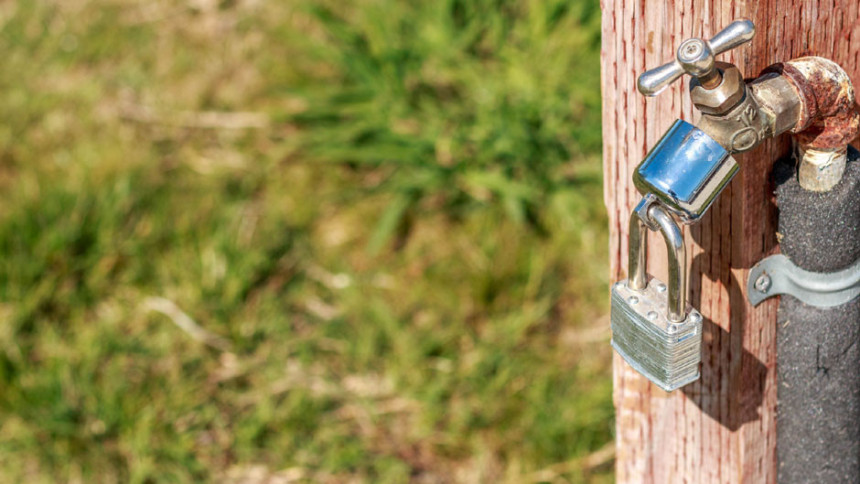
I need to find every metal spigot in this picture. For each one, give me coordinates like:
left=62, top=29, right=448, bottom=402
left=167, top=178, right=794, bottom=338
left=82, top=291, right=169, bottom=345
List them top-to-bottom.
left=633, top=18, right=859, bottom=219
left=637, top=19, right=755, bottom=96
left=631, top=20, right=758, bottom=223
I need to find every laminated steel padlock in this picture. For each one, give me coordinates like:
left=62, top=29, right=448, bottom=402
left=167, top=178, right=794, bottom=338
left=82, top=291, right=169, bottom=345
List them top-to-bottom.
left=611, top=196, right=703, bottom=391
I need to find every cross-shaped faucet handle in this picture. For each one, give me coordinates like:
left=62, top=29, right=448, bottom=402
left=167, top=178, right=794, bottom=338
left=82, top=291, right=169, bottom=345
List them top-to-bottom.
left=637, top=19, right=755, bottom=96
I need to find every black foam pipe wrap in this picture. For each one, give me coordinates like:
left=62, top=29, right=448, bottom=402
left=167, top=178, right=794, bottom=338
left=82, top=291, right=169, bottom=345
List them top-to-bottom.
left=774, top=146, right=860, bottom=484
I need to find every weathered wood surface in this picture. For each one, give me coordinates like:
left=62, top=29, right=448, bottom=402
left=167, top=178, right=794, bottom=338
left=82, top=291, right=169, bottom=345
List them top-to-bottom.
left=601, top=1, right=860, bottom=482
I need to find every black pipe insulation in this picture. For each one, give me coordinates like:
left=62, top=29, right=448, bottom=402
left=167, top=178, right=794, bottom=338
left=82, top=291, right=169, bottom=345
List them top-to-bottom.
left=774, top=145, right=860, bottom=483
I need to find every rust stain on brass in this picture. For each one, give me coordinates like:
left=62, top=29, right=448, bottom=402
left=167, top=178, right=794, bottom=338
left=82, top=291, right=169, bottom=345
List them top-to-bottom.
left=770, top=58, right=860, bottom=150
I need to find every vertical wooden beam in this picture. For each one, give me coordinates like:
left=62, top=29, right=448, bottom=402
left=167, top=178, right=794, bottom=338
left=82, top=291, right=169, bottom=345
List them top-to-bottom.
left=601, top=1, right=860, bottom=482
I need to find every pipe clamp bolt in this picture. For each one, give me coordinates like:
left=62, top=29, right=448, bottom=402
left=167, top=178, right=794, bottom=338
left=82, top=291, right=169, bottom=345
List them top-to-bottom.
left=754, top=273, right=772, bottom=293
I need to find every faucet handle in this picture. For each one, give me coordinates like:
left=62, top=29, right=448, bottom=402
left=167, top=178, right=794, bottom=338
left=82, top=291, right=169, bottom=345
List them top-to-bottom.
left=637, top=19, right=755, bottom=96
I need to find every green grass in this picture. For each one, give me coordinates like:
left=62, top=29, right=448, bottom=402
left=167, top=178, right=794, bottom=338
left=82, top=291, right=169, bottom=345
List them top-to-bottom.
left=0, top=1, right=610, bottom=482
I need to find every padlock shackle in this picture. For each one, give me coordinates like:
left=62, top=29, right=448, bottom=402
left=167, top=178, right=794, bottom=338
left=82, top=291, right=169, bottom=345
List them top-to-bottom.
left=627, top=202, right=688, bottom=322
left=649, top=205, right=687, bottom=322
left=628, top=212, right=648, bottom=291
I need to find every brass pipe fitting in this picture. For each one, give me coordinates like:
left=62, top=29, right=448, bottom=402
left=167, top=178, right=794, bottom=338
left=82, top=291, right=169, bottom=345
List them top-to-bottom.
left=692, top=56, right=859, bottom=191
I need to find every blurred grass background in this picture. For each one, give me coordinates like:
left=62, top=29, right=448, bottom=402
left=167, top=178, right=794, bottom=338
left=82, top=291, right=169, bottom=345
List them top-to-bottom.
left=0, top=0, right=610, bottom=482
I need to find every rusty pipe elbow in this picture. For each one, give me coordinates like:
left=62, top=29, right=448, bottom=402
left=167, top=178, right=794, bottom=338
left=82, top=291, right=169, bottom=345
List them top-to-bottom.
left=764, top=57, right=860, bottom=191
left=770, top=57, right=860, bottom=150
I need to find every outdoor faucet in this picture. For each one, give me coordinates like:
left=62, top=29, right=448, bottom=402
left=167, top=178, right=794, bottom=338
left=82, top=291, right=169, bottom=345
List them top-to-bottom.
left=609, top=18, right=860, bottom=392
left=635, top=19, right=860, bottom=223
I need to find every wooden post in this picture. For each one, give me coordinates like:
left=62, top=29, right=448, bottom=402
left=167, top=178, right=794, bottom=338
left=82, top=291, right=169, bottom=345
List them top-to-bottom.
left=601, top=2, right=860, bottom=482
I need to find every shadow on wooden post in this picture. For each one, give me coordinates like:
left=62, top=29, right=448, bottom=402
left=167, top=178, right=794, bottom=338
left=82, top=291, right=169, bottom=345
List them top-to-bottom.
left=683, top=252, right=768, bottom=431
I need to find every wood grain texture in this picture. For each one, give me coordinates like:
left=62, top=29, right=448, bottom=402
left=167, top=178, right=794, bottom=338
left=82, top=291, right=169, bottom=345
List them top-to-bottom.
left=600, top=1, right=860, bottom=482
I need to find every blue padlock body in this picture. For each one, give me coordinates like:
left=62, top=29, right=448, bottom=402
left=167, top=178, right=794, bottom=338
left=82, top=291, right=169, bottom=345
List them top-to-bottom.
left=633, top=119, right=737, bottom=224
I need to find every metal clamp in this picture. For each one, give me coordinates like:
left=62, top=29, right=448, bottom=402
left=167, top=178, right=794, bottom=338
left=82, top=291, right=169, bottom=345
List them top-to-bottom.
left=747, top=254, right=860, bottom=307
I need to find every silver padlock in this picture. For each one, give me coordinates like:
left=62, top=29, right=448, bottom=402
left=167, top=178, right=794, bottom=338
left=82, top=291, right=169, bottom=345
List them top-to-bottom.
left=611, top=196, right=703, bottom=391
